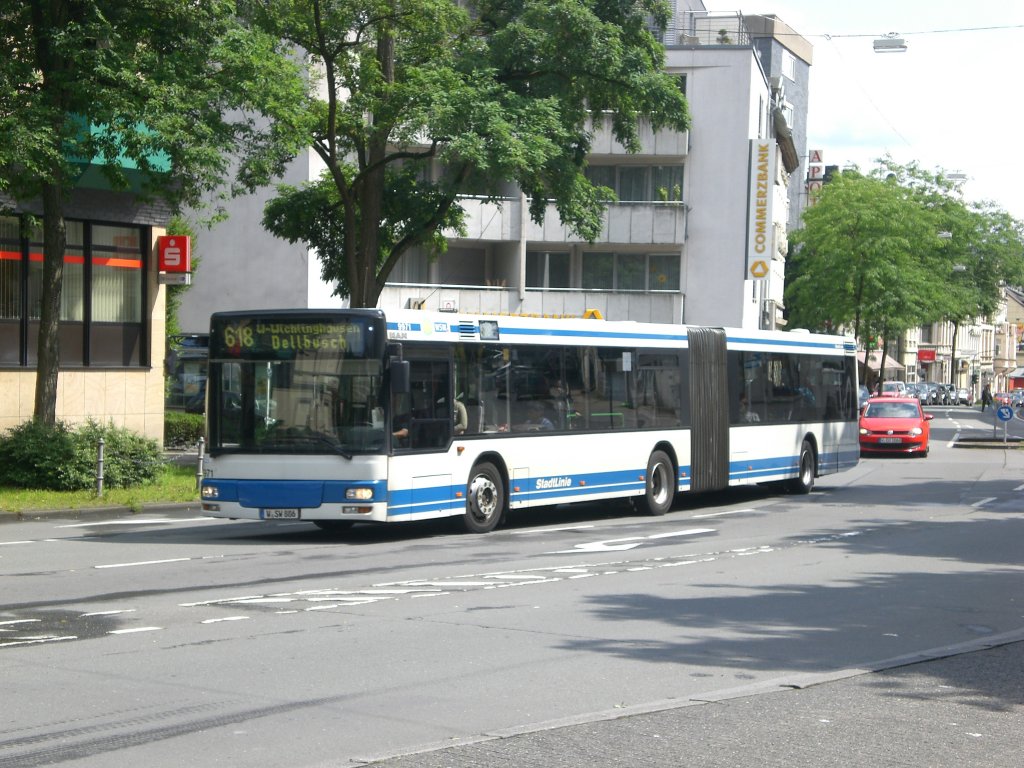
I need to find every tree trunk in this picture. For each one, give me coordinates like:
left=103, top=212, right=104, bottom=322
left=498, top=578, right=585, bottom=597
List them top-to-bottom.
left=34, top=179, right=65, bottom=425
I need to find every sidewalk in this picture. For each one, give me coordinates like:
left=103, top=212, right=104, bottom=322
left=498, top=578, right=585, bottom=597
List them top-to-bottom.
left=363, top=633, right=1024, bottom=767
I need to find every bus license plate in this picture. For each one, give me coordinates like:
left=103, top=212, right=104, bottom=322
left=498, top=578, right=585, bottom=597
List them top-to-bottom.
left=878, top=437, right=902, bottom=444
left=261, top=508, right=300, bottom=519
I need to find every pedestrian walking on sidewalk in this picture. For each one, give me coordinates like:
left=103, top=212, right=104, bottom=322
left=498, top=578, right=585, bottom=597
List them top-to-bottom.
left=981, top=384, right=992, bottom=412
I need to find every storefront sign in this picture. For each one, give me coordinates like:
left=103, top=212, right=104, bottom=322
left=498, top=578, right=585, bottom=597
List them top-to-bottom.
left=746, top=139, right=776, bottom=279
left=158, top=235, right=191, bottom=273
left=917, top=349, right=936, bottom=362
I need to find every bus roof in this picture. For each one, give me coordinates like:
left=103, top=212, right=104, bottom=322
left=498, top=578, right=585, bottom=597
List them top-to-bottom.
left=383, top=309, right=856, bottom=355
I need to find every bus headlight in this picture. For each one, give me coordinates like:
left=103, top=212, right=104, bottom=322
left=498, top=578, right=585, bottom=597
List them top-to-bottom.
left=202, top=486, right=219, bottom=499
left=346, top=487, right=374, bottom=501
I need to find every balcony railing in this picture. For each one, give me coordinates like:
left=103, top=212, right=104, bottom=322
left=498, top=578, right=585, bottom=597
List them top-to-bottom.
left=446, top=196, right=686, bottom=246
left=378, top=283, right=683, bottom=325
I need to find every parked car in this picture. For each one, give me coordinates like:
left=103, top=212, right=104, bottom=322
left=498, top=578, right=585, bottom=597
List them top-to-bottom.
left=880, top=381, right=906, bottom=397
left=920, top=382, right=940, bottom=405
left=939, top=383, right=958, bottom=405
left=956, top=387, right=971, bottom=406
left=859, top=396, right=933, bottom=456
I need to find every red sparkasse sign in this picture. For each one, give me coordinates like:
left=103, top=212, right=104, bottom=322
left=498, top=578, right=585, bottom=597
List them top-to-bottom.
left=158, top=235, right=191, bottom=273
left=917, top=349, right=936, bottom=362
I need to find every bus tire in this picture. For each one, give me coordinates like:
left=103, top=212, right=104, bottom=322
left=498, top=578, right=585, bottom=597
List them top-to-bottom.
left=787, top=440, right=815, bottom=494
left=641, top=450, right=675, bottom=516
left=464, top=462, right=505, bottom=533
left=313, top=520, right=355, bottom=532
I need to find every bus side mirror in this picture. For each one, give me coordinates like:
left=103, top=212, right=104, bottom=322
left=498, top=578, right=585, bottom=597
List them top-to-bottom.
left=391, top=359, right=410, bottom=394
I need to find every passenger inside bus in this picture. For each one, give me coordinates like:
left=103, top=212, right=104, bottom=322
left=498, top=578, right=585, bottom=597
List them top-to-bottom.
left=517, top=401, right=555, bottom=431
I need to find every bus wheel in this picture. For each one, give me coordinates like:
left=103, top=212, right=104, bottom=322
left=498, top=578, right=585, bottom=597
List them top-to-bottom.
left=787, top=440, right=815, bottom=494
left=641, top=450, right=675, bottom=516
left=464, top=462, right=505, bottom=533
left=313, top=520, right=355, bottom=532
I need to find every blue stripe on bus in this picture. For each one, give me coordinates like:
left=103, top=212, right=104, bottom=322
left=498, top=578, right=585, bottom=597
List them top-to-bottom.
left=387, top=321, right=853, bottom=352
left=501, top=327, right=689, bottom=341
left=725, top=335, right=849, bottom=351
left=209, top=445, right=857, bottom=515
left=385, top=445, right=858, bottom=517
left=204, top=479, right=388, bottom=508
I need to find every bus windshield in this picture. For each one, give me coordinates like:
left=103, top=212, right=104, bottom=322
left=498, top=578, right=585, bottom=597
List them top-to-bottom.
left=207, top=313, right=388, bottom=456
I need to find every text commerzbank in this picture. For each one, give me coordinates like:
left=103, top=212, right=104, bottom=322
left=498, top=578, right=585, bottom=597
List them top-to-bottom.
left=746, top=139, right=776, bottom=275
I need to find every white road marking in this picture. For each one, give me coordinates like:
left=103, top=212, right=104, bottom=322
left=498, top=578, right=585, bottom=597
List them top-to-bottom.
left=1015, top=484, right=1024, bottom=492
left=971, top=497, right=997, bottom=508
left=691, top=508, right=755, bottom=519
left=511, top=525, right=596, bottom=534
left=552, top=527, right=715, bottom=553
left=0, top=540, right=36, bottom=546
left=95, top=558, right=191, bottom=569
left=80, top=609, right=136, bottom=617
left=200, top=616, right=250, bottom=624
left=0, top=619, right=41, bottom=626
left=107, top=627, right=162, bottom=635
left=0, top=636, right=77, bottom=647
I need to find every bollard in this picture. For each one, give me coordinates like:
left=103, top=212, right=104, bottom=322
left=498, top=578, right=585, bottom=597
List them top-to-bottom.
left=196, top=436, right=205, bottom=491
left=96, top=437, right=105, bottom=497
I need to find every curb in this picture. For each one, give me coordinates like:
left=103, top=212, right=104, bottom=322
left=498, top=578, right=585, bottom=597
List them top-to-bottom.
left=953, top=436, right=1022, bottom=449
left=2, top=502, right=201, bottom=525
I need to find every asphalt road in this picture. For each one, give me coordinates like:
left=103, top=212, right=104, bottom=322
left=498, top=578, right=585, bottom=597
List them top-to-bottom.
left=1, top=404, right=1022, bottom=767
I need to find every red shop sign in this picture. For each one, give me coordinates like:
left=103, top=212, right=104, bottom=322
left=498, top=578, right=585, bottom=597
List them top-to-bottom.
left=158, top=235, right=191, bottom=273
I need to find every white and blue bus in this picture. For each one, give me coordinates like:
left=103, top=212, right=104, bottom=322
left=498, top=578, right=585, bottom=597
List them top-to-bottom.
left=200, top=309, right=860, bottom=533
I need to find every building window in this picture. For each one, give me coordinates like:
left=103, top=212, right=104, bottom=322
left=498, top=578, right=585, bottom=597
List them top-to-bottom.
left=781, top=50, right=796, bottom=81
left=585, top=165, right=684, bottom=202
left=0, top=216, right=148, bottom=368
left=526, top=251, right=570, bottom=288
left=582, top=252, right=681, bottom=292
left=582, top=252, right=614, bottom=290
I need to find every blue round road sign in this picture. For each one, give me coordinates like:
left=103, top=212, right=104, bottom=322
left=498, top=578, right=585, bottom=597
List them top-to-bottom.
left=996, top=405, right=1013, bottom=422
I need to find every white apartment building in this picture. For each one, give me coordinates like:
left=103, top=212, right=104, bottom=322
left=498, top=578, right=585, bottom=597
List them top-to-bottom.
left=176, top=6, right=812, bottom=335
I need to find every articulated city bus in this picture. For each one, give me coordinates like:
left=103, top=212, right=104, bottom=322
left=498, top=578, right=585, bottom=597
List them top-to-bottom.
left=200, top=309, right=860, bottom=532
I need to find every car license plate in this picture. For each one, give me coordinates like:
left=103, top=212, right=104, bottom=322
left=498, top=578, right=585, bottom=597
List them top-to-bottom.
left=878, top=437, right=902, bottom=444
left=261, top=508, right=301, bottom=519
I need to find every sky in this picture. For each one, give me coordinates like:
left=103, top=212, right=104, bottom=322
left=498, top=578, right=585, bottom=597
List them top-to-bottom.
left=711, top=1, right=1024, bottom=220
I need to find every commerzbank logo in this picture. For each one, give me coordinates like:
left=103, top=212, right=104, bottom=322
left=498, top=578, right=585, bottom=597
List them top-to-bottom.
left=536, top=476, right=572, bottom=490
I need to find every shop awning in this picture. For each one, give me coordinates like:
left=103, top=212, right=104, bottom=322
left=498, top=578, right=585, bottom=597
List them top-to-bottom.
left=857, top=351, right=904, bottom=371
left=1008, top=367, right=1024, bottom=379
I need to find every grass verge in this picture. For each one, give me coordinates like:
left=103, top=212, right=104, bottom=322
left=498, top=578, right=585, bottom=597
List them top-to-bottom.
left=0, top=464, right=200, bottom=515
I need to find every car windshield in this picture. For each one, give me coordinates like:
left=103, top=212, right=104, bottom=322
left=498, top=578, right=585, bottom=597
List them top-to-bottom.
left=865, top=402, right=920, bottom=419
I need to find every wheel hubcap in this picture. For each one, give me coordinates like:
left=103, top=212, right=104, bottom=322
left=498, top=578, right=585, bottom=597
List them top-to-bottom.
left=470, top=476, right=498, bottom=520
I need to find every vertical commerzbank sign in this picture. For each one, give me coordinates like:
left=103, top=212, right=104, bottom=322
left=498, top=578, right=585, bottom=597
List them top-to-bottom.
left=745, top=139, right=776, bottom=280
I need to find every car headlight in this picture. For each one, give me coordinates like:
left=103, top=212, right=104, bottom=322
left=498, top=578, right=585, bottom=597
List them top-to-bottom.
left=909, top=427, right=923, bottom=436
left=859, top=428, right=871, bottom=435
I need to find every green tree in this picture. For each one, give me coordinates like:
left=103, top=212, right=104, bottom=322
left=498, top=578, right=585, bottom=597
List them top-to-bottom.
left=253, top=0, right=691, bottom=307
left=0, top=1, right=310, bottom=425
left=787, top=159, right=1024, bottom=386
left=786, top=168, right=939, bottom=354
left=935, top=202, right=1024, bottom=384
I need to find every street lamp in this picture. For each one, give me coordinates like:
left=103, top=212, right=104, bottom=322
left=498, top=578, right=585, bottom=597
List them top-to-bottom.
left=873, top=34, right=907, bottom=53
